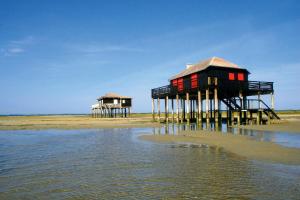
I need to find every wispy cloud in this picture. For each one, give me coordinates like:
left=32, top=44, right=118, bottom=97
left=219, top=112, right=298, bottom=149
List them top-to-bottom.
left=0, top=36, right=35, bottom=57
left=10, top=36, right=35, bottom=45
left=8, top=48, right=24, bottom=53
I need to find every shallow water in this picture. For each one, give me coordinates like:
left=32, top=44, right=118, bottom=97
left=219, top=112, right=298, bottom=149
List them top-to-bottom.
left=0, top=128, right=300, bottom=199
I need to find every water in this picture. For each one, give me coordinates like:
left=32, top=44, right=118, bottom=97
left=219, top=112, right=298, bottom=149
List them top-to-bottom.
left=0, top=128, right=300, bottom=199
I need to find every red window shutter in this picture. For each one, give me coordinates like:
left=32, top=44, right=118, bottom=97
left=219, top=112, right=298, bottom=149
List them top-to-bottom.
left=228, top=72, right=235, bottom=80
left=191, top=73, right=198, bottom=88
left=238, top=73, right=244, bottom=81
left=178, top=78, right=184, bottom=91
left=172, top=79, right=178, bottom=86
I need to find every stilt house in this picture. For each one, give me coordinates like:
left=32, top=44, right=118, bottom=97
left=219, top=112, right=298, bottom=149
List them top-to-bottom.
left=151, top=57, right=280, bottom=125
left=91, top=93, right=132, bottom=118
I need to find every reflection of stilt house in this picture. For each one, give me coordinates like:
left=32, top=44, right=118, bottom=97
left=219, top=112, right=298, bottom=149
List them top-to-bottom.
left=151, top=57, right=280, bottom=125
left=91, top=93, right=132, bottom=118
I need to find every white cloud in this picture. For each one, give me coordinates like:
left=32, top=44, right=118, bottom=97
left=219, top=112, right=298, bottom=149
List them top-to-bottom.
left=0, top=36, right=35, bottom=57
left=10, top=36, right=35, bottom=45
left=8, top=48, right=24, bottom=53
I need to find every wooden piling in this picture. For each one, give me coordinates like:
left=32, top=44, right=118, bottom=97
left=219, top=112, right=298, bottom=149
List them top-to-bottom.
left=214, top=78, right=219, bottom=124
left=206, top=89, right=209, bottom=124
left=198, top=90, right=202, bottom=123
left=186, top=92, right=190, bottom=124
left=271, top=92, right=274, bottom=110
left=176, top=94, right=179, bottom=123
left=165, top=96, right=169, bottom=123
left=152, top=98, right=155, bottom=120
left=157, top=98, right=160, bottom=122
left=171, top=98, right=174, bottom=122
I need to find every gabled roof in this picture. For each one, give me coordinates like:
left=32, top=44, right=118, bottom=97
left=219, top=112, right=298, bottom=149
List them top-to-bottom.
left=170, top=57, right=247, bottom=80
left=97, top=92, right=131, bottom=100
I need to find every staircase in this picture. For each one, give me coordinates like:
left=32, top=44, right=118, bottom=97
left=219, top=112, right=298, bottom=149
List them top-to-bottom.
left=222, top=98, right=280, bottom=120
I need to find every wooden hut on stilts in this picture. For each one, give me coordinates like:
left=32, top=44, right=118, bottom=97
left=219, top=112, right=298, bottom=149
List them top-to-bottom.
left=151, top=57, right=280, bottom=125
left=91, top=93, right=132, bottom=118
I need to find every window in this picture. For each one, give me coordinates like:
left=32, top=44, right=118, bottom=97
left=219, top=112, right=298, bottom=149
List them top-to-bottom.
left=228, top=72, right=235, bottom=80
left=191, top=73, right=198, bottom=89
left=238, top=73, right=244, bottom=81
left=178, top=78, right=184, bottom=91
left=172, top=79, right=178, bottom=87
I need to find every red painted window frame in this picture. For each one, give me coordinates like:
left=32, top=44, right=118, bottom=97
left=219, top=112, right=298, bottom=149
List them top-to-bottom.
left=228, top=72, right=235, bottom=80
left=191, top=73, right=198, bottom=89
left=237, top=73, right=244, bottom=81
left=177, top=78, right=184, bottom=91
left=172, top=79, right=178, bottom=87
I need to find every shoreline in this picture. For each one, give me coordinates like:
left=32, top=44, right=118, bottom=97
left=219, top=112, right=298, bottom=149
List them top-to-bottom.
left=1, top=113, right=300, bottom=131
left=0, top=115, right=159, bottom=130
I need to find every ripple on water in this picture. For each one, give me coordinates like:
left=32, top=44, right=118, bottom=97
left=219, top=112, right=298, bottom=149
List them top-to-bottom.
left=0, top=128, right=299, bottom=199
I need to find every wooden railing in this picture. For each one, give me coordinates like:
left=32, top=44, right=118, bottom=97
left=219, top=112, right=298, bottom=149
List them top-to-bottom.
left=151, top=81, right=274, bottom=98
left=248, top=81, right=273, bottom=91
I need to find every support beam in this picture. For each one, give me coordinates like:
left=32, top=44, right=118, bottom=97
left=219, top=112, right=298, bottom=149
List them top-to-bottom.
left=214, top=83, right=219, bottom=124
left=206, top=89, right=209, bottom=124
left=198, top=90, right=202, bottom=123
left=186, top=92, right=190, bottom=124
left=258, top=92, right=261, bottom=110
left=271, top=92, right=275, bottom=110
left=176, top=94, right=179, bottom=123
left=165, top=96, right=169, bottom=123
left=152, top=98, right=155, bottom=120
left=157, top=98, right=161, bottom=122
left=182, top=98, right=185, bottom=123
left=171, top=99, right=174, bottom=122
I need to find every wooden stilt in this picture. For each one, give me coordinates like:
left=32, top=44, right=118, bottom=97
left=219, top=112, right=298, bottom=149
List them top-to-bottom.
left=214, top=82, right=219, bottom=124
left=206, top=89, right=209, bottom=124
left=198, top=90, right=202, bottom=123
left=186, top=92, right=190, bottom=124
left=271, top=92, right=274, bottom=110
left=176, top=94, right=179, bottom=123
left=165, top=96, right=169, bottom=123
left=152, top=98, right=155, bottom=120
left=157, top=98, right=160, bottom=122
left=182, top=98, right=185, bottom=123
left=171, top=99, right=174, bottom=122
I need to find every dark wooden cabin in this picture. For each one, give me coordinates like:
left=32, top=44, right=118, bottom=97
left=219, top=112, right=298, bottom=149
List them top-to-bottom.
left=151, top=57, right=279, bottom=125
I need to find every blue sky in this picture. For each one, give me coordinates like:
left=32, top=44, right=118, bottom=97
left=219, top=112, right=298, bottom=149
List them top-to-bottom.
left=0, top=0, right=299, bottom=114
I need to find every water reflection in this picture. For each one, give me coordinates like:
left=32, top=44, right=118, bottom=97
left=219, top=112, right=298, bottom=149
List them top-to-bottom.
left=153, top=122, right=300, bottom=148
left=0, top=129, right=299, bottom=199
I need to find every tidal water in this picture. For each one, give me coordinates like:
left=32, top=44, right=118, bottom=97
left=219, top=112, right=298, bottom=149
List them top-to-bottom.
left=0, top=128, right=300, bottom=199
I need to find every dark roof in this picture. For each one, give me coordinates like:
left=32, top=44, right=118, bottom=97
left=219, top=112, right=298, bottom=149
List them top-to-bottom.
left=170, top=57, right=247, bottom=80
left=97, top=92, right=131, bottom=100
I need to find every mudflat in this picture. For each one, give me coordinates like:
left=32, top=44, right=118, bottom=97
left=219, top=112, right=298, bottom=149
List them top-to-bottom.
left=0, top=114, right=157, bottom=130
left=237, top=114, right=300, bottom=133
left=140, top=130, right=300, bottom=165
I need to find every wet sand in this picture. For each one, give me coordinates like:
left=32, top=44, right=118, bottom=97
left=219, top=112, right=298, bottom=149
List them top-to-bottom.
left=1, top=113, right=300, bottom=132
left=237, top=114, right=300, bottom=133
left=0, top=115, right=158, bottom=130
left=140, top=131, right=300, bottom=165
